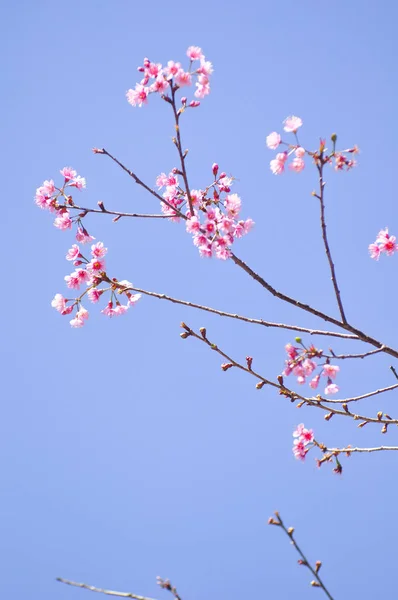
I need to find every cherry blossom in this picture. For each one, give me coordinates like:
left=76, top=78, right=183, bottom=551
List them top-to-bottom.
left=283, top=115, right=303, bottom=133
left=266, top=132, right=281, bottom=150
left=369, top=228, right=398, bottom=259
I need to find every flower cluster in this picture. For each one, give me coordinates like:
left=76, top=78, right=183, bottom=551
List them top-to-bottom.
left=126, top=46, right=213, bottom=108
left=266, top=116, right=306, bottom=175
left=266, top=118, right=358, bottom=174
left=156, top=164, right=254, bottom=259
left=35, top=167, right=86, bottom=230
left=35, top=168, right=141, bottom=327
left=369, top=228, right=398, bottom=260
left=283, top=340, right=340, bottom=395
left=293, top=423, right=314, bottom=460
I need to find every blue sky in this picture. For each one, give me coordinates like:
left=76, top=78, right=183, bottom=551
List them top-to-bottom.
left=1, top=1, right=397, bottom=598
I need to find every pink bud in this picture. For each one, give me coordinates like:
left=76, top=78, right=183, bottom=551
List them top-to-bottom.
left=181, top=97, right=187, bottom=105
left=189, top=100, right=200, bottom=107
left=212, top=163, right=219, bottom=176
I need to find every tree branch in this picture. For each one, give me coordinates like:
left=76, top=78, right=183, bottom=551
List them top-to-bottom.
left=269, top=512, right=334, bottom=599
left=56, top=578, right=156, bottom=600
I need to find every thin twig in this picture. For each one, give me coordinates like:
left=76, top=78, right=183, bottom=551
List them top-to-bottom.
left=170, top=86, right=193, bottom=215
left=99, top=149, right=185, bottom=218
left=316, top=161, right=347, bottom=323
left=57, top=203, right=168, bottom=220
left=118, top=284, right=359, bottom=339
left=326, top=347, right=384, bottom=360
left=315, top=382, right=398, bottom=404
left=322, top=446, right=398, bottom=454
left=269, top=512, right=334, bottom=600
left=56, top=578, right=156, bottom=600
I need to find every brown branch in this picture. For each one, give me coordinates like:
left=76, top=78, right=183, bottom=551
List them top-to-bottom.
left=170, top=86, right=193, bottom=215
left=98, top=149, right=186, bottom=219
left=316, top=161, right=347, bottom=323
left=58, top=203, right=168, bottom=220
left=230, top=252, right=398, bottom=360
left=116, top=283, right=359, bottom=339
left=181, top=324, right=398, bottom=426
left=326, top=347, right=385, bottom=360
left=316, top=382, right=398, bottom=404
left=321, top=445, right=398, bottom=454
left=269, top=512, right=334, bottom=600
left=56, top=578, right=156, bottom=600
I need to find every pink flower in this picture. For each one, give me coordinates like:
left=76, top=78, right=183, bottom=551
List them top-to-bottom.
left=187, top=46, right=203, bottom=61
left=198, top=59, right=213, bottom=76
left=164, top=60, right=181, bottom=79
left=175, top=70, right=192, bottom=87
left=150, top=76, right=169, bottom=94
left=126, top=84, right=149, bottom=107
left=283, top=115, right=303, bottom=133
left=266, top=132, right=281, bottom=150
left=295, top=147, right=305, bottom=158
left=289, top=157, right=305, bottom=172
left=270, top=158, right=285, bottom=175
left=60, top=167, right=77, bottom=181
left=69, top=175, right=86, bottom=190
left=42, top=179, right=55, bottom=195
left=224, top=193, right=241, bottom=217
left=54, top=211, right=72, bottom=230
left=186, top=215, right=201, bottom=234
left=76, top=227, right=95, bottom=244
left=376, top=228, right=398, bottom=255
left=91, top=242, right=107, bottom=258
left=369, top=243, right=381, bottom=260
left=66, top=244, right=80, bottom=261
left=87, top=258, right=106, bottom=273
left=75, top=268, right=90, bottom=284
left=64, top=272, right=81, bottom=290
left=87, top=287, right=103, bottom=303
left=51, top=293, right=67, bottom=313
left=127, top=293, right=142, bottom=306
left=102, top=301, right=115, bottom=317
left=113, top=304, right=129, bottom=316
left=76, top=306, right=89, bottom=321
left=70, top=316, right=85, bottom=328
left=285, top=343, right=298, bottom=359
left=302, top=358, right=316, bottom=376
left=322, top=364, right=340, bottom=379
left=309, top=374, right=320, bottom=389
left=324, top=383, right=339, bottom=395
left=293, top=423, right=306, bottom=438
left=293, top=439, right=307, bottom=460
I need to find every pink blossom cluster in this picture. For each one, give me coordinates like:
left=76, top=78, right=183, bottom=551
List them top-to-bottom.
left=126, top=46, right=213, bottom=108
left=266, top=116, right=306, bottom=175
left=266, top=118, right=359, bottom=174
left=156, top=164, right=254, bottom=259
left=35, top=167, right=86, bottom=230
left=36, top=168, right=141, bottom=327
left=369, top=228, right=398, bottom=260
left=51, top=239, right=142, bottom=327
left=283, top=342, right=340, bottom=395
left=293, top=423, right=314, bottom=461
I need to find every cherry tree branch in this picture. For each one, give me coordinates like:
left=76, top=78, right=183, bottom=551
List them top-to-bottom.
left=170, top=86, right=194, bottom=215
left=94, top=148, right=398, bottom=360
left=315, top=160, right=347, bottom=323
left=58, top=202, right=168, bottom=220
left=230, top=252, right=398, bottom=360
left=117, top=283, right=359, bottom=339
left=181, top=323, right=398, bottom=426
left=325, top=347, right=385, bottom=360
left=315, top=382, right=398, bottom=404
left=319, top=445, right=398, bottom=454
left=268, top=512, right=334, bottom=599
left=56, top=578, right=156, bottom=600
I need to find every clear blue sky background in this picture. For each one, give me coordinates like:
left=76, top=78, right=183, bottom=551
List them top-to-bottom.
left=1, top=1, right=397, bottom=598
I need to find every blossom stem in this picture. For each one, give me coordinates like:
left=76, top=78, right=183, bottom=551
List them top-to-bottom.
left=170, top=85, right=194, bottom=215
left=56, top=578, right=156, bottom=600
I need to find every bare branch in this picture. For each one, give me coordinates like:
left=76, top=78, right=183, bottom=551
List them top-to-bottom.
left=316, top=160, right=347, bottom=323
left=57, top=203, right=169, bottom=220
left=119, top=284, right=359, bottom=339
left=326, top=347, right=385, bottom=360
left=316, top=382, right=398, bottom=404
left=322, top=445, right=398, bottom=454
left=269, top=512, right=334, bottom=599
left=56, top=578, right=156, bottom=600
